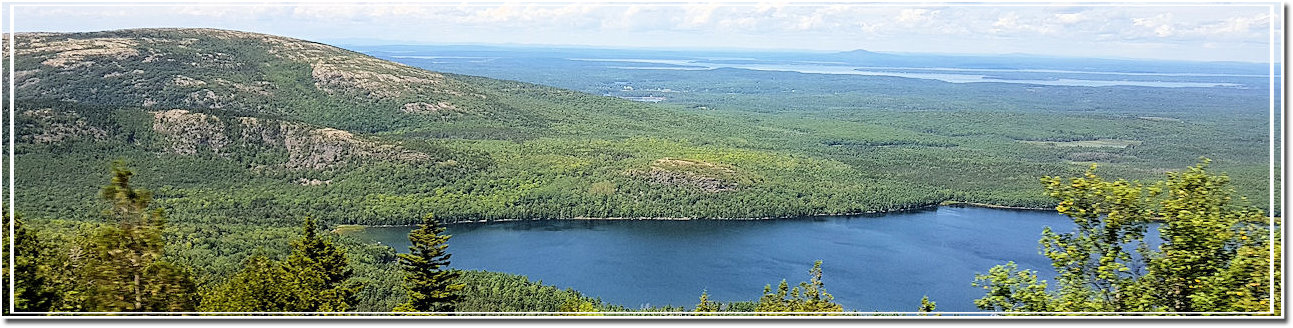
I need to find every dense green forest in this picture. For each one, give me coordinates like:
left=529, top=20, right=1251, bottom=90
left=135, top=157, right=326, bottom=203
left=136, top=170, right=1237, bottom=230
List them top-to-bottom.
left=1, top=28, right=1280, bottom=315
left=373, top=47, right=1279, bottom=211
left=3, top=160, right=1277, bottom=315
left=0, top=163, right=837, bottom=315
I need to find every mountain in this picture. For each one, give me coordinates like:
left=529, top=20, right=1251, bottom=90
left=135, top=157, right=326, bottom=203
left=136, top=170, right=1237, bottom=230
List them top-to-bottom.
left=10, top=28, right=540, bottom=136
left=12, top=28, right=932, bottom=229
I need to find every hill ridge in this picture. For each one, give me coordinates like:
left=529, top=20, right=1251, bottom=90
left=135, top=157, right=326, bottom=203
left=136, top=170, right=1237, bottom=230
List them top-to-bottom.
left=9, top=28, right=494, bottom=133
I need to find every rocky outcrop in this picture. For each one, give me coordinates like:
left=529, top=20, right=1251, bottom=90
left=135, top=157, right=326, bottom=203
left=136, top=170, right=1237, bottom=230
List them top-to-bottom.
left=8, top=28, right=478, bottom=116
left=21, top=37, right=141, bottom=69
left=309, top=57, right=445, bottom=100
left=171, top=75, right=207, bottom=87
left=216, top=78, right=273, bottom=97
left=183, top=89, right=229, bottom=109
left=401, top=101, right=458, bottom=113
left=19, top=108, right=108, bottom=144
left=150, top=109, right=429, bottom=169
left=152, top=109, right=230, bottom=154
left=629, top=158, right=739, bottom=192
left=640, top=169, right=736, bottom=193
left=296, top=178, right=332, bottom=186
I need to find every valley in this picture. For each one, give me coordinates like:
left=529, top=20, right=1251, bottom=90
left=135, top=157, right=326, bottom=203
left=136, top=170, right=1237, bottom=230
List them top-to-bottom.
left=5, top=28, right=1279, bottom=314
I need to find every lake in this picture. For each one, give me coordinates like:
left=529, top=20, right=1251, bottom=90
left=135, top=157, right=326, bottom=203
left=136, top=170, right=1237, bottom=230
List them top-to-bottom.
left=567, top=58, right=1251, bottom=88
left=345, top=206, right=1167, bottom=312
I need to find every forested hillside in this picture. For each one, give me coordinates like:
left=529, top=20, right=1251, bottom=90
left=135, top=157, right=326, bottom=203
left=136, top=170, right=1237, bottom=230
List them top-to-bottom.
left=9, top=28, right=967, bottom=229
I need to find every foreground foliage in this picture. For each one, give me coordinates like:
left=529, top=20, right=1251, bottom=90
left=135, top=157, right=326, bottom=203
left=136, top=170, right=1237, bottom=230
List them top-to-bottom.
left=974, top=160, right=1280, bottom=315
left=80, top=163, right=199, bottom=312
left=1, top=164, right=198, bottom=313
left=2, top=216, right=60, bottom=313
left=201, top=217, right=363, bottom=312
left=689, top=260, right=842, bottom=315
left=754, top=261, right=844, bottom=314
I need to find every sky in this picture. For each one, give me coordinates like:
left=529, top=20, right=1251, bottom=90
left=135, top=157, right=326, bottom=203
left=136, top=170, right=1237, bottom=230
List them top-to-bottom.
left=6, top=1, right=1283, bottom=63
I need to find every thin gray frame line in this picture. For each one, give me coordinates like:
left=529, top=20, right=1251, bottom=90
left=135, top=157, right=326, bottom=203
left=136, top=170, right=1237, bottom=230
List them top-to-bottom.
left=7, top=1, right=18, bottom=316
left=2, top=2, right=1282, bottom=8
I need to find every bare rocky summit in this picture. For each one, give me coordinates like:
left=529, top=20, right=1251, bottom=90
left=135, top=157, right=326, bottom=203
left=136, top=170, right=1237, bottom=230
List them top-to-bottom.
left=7, top=28, right=485, bottom=128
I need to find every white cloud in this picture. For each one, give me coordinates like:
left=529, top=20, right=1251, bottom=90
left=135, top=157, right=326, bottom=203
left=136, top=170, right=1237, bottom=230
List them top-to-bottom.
left=10, top=3, right=1279, bottom=62
left=679, top=3, right=721, bottom=29
left=896, top=8, right=935, bottom=24
left=988, top=11, right=1057, bottom=36
left=1127, top=11, right=1272, bottom=40
left=993, top=12, right=1020, bottom=29
left=1054, top=12, right=1085, bottom=24
left=793, top=13, right=822, bottom=31
left=1132, top=13, right=1172, bottom=28
left=1190, top=13, right=1271, bottom=36
left=1155, top=24, right=1175, bottom=37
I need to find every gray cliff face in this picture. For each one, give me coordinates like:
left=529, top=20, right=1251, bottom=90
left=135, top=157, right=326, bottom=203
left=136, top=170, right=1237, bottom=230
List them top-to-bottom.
left=150, top=109, right=429, bottom=169
left=152, top=109, right=230, bottom=154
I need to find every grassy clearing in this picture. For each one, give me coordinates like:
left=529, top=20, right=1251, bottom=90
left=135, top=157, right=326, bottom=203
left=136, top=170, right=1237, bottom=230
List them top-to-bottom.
left=1138, top=116, right=1183, bottom=122
left=333, top=224, right=367, bottom=235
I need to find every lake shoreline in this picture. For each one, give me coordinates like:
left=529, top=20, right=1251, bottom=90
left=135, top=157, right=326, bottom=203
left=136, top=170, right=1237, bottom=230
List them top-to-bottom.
left=337, top=201, right=1056, bottom=229
left=936, top=201, right=1052, bottom=211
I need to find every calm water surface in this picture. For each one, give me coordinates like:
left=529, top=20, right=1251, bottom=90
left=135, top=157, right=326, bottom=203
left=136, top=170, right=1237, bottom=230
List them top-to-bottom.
left=567, top=58, right=1249, bottom=88
left=349, top=207, right=1145, bottom=311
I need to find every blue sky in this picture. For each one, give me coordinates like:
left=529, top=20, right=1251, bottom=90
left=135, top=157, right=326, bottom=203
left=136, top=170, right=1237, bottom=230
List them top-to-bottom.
left=7, top=1, right=1283, bottom=63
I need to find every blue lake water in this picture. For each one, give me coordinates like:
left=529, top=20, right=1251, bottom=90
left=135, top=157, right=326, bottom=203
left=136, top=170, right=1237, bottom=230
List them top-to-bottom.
left=568, top=58, right=1252, bottom=88
left=345, top=206, right=1169, bottom=312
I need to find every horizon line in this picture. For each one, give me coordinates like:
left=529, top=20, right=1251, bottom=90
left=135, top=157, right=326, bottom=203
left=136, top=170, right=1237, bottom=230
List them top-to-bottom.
left=326, top=39, right=1273, bottom=65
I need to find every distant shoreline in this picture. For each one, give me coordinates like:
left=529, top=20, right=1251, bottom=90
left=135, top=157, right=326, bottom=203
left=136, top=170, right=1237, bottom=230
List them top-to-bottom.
left=335, top=201, right=1056, bottom=230
left=936, top=201, right=1052, bottom=211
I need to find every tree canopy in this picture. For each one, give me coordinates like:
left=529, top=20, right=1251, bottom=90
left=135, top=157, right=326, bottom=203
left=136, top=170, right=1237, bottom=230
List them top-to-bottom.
left=974, top=160, right=1279, bottom=315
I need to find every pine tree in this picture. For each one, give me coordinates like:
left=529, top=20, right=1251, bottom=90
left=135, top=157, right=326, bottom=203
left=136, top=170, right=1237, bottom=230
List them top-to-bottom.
left=81, top=162, right=197, bottom=312
left=394, top=214, right=463, bottom=312
left=283, top=217, right=361, bottom=312
left=201, top=218, right=363, bottom=313
left=754, top=261, right=843, bottom=315
left=798, top=261, right=842, bottom=312
left=755, top=280, right=792, bottom=313
left=694, top=290, right=719, bottom=313
left=918, top=295, right=937, bottom=315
